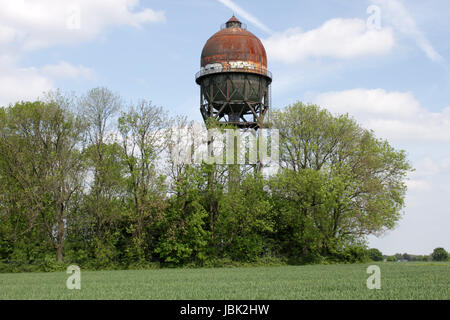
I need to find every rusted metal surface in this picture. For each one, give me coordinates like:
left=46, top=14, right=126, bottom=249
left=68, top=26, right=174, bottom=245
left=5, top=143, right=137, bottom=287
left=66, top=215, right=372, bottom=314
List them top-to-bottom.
left=196, top=16, right=272, bottom=130
left=199, top=16, right=270, bottom=81
left=195, top=66, right=272, bottom=82
left=198, top=72, right=270, bottom=129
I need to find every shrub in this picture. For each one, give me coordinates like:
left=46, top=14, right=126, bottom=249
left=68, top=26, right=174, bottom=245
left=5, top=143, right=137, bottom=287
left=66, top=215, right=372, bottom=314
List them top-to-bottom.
left=339, top=245, right=370, bottom=263
left=431, top=247, right=448, bottom=261
left=368, top=248, right=383, bottom=261
left=386, top=256, right=396, bottom=262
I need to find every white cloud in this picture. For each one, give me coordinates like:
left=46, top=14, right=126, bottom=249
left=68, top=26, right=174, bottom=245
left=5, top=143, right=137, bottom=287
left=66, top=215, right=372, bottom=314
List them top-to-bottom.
left=0, top=0, right=166, bottom=51
left=0, top=0, right=163, bottom=106
left=217, top=0, right=273, bottom=34
left=371, top=0, right=442, bottom=62
left=263, top=18, right=394, bottom=63
left=0, top=25, right=18, bottom=45
left=0, top=57, right=94, bottom=106
left=40, top=61, right=94, bottom=80
left=0, top=66, right=52, bottom=107
left=270, top=74, right=299, bottom=95
left=313, top=88, right=420, bottom=118
left=312, top=89, right=450, bottom=143
left=316, top=89, right=450, bottom=254
left=369, top=155, right=450, bottom=254
left=413, top=157, right=440, bottom=178
left=441, top=158, right=450, bottom=172
left=406, top=179, right=431, bottom=192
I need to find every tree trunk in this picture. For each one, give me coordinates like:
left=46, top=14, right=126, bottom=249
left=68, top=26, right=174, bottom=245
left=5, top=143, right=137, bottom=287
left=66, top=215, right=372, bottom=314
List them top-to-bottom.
left=56, top=203, right=65, bottom=262
left=57, top=242, right=64, bottom=262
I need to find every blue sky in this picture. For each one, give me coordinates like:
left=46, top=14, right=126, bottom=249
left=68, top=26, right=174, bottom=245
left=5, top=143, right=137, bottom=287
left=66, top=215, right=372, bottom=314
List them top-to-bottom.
left=1, top=0, right=449, bottom=255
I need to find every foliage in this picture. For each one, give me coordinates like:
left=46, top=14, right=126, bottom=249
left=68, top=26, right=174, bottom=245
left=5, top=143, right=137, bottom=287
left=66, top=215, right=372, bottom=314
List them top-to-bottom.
left=0, top=95, right=413, bottom=271
left=0, top=97, right=86, bottom=262
left=268, top=102, right=412, bottom=263
left=155, top=166, right=210, bottom=266
left=215, top=174, right=274, bottom=262
left=431, top=247, right=448, bottom=261
left=367, top=248, right=383, bottom=261
left=386, top=256, right=397, bottom=262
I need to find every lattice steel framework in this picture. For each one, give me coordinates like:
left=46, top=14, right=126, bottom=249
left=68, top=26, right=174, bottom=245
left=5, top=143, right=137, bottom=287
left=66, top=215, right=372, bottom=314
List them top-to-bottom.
left=197, top=71, right=271, bottom=130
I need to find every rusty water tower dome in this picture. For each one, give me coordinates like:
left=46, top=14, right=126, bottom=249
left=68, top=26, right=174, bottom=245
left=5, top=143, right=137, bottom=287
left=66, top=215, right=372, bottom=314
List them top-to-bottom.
left=196, top=16, right=272, bottom=129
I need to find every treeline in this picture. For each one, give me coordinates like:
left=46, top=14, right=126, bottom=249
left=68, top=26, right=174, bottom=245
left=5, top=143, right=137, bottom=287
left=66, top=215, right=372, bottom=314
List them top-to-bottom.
left=0, top=88, right=412, bottom=272
left=384, top=248, right=449, bottom=262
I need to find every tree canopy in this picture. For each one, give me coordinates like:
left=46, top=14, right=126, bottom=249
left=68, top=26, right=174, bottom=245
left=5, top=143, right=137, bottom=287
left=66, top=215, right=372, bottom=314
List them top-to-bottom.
left=0, top=93, right=413, bottom=271
left=431, top=248, right=448, bottom=261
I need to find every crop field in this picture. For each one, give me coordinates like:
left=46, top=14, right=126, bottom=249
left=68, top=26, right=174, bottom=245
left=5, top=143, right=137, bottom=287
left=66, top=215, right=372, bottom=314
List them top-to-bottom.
left=0, top=262, right=449, bottom=300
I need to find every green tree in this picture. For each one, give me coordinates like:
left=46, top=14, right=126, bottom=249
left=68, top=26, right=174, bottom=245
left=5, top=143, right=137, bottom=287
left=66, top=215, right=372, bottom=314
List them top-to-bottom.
left=77, top=88, right=124, bottom=264
left=0, top=93, right=86, bottom=262
left=0, top=94, right=418, bottom=270
left=118, top=100, right=168, bottom=262
left=269, top=102, right=412, bottom=261
left=66, top=142, right=127, bottom=267
left=155, top=166, right=210, bottom=266
left=270, top=168, right=342, bottom=262
left=215, top=173, right=274, bottom=261
left=431, top=247, right=448, bottom=261
left=368, top=248, right=383, bottom=261
left=386, top=256, right=397, bottom=262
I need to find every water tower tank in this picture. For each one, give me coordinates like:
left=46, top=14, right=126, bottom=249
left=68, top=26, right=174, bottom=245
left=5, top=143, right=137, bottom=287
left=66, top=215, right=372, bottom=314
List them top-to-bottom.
left=195, top=16, right=272, bottom=129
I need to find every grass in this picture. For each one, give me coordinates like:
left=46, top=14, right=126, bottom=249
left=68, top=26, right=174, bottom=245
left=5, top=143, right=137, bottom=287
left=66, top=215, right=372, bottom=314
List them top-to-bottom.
left=0, top=262, right=448, bottom=300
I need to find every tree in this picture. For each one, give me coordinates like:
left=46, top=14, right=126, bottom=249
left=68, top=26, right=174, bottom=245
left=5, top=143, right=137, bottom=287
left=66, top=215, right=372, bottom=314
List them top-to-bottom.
left=77, top=88, right=124, bottom=264
left=0, top=93, right=86, bottom=262
left=0, top=93, right=418, bottom=270
left=118, top=100, right=168, bottom=262
left=269, top=102, right=412, bottom=261
left=67, top=142, right=127, bottom=267
left=155, top=166, right=210, bottom=266
left=270, top=168, right=343, bottom=261
left=215, top=173, right=274, bottom=261
left=431, top=247, right=448, bottom=261
left=368, top=248, right=383, bottom=261
left=386, top=256, right=396, bottom=262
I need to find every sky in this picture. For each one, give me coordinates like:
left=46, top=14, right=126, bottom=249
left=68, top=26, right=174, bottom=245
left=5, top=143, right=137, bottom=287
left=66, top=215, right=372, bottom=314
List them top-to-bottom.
left=0, top=0, right=449, bottom=255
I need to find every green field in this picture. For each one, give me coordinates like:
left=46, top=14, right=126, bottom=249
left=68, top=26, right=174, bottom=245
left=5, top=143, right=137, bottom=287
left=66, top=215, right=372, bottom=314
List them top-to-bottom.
left=0, top=263, right=449, bottom=300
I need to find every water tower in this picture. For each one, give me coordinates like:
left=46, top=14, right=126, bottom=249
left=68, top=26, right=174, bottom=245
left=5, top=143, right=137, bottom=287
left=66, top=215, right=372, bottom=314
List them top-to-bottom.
left=195, top=16, right=272, bottom=130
